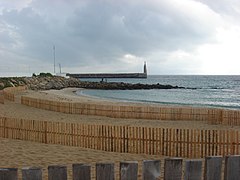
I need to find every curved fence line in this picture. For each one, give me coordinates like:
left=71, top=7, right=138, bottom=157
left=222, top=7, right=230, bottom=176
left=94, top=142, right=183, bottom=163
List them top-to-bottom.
left=3, top=86, right=27, bottom=101
left=21, top=96, right=240, bottom=126
left=0, top=116, right=239, bottom=158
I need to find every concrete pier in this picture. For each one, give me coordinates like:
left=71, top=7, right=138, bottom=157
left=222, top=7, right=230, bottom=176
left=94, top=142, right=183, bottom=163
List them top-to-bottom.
left=66, top=62, right=147, bottom=79
left=66, top=72, right=147, bottom=79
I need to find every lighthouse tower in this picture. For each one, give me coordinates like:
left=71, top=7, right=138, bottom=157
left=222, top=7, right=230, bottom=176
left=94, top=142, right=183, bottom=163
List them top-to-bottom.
left=143, top=61, right=147, bottom=74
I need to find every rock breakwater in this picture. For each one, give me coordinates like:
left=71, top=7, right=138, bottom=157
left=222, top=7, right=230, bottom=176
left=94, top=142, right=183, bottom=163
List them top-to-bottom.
left=0, top=76, right=186, bottom=90
left=79, top=81, right=184, bottom=90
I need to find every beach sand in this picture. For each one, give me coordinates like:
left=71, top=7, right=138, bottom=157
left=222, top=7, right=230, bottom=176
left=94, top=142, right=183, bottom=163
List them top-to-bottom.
left=0, top=88, right=238, bottom=179
left=0, top=137, right=165, bottom=179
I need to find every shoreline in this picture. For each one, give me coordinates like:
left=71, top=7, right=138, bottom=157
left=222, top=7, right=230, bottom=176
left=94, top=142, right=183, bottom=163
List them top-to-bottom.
left=38, top=88, right=198, bottom=109
left=58, top=88, right=239, bottom=111
left=77, top=88, right=240, bottom=111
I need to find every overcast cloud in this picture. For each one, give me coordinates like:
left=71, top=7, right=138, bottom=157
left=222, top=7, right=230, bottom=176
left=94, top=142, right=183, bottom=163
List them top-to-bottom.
left=0, top=0, right=240, bottom=76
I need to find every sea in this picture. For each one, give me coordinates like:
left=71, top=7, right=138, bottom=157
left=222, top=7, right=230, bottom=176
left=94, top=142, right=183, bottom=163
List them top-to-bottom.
left=76, top=75, right=240, bottom=110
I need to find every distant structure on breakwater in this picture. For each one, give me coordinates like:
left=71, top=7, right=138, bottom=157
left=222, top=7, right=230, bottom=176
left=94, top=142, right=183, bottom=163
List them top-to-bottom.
left=67, top=62, right=147, bottom=79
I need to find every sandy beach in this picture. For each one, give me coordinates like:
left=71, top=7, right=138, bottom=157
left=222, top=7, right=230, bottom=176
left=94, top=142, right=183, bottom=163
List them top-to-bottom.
left=0, top=88, right=239, bottom=179
left=0, top=88, right=167, bottom=179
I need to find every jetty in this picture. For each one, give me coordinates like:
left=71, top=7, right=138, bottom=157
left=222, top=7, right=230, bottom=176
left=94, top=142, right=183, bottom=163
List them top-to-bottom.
left=66, top=62, right=147, bottom=79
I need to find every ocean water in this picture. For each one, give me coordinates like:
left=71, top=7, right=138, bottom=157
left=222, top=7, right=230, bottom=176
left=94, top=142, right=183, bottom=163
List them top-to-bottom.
left=76, top=75, right=240, bottom=110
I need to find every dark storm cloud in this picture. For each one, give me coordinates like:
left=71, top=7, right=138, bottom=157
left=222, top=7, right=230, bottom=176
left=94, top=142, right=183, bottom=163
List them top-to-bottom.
left=1, top=0, right=237, bottom=75
left=67, top=1, right=217, bottom=55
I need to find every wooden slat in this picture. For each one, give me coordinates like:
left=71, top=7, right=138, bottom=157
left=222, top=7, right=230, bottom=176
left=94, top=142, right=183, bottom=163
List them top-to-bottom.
left=224, top=155, right=240, bottom=180
left=204, top=156, right=222, bottom=180
left=164, top=158, right=182, bottom=180
left=142, top=160, right=160, bottom=180
left=184, top=160, right=202, bottom=180
left=120, top=161, right=138, bottom=180
left=96, top=163, right=114, bottom=180
left=72, top=164, right=91, bottom=180
left=48, top=165, right=67, bottom=180
left=22, top=167, right=42, bottom=180
left=0, top=168, right=18, bottom=180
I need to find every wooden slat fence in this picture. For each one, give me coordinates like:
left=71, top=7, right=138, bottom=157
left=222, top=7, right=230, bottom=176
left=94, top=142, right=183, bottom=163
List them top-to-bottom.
left=3, top=86, right=27, bottom=101
left=3, top=88, right=14, bottom=101
left=0, top=90, right=4, bottom=104
left=21, top=96, right=240, bottom=126
left=222, top=110, right=240, bottom=126
left=1, top=117, right=240, bottom=158
left=1, top=156, right=240, bottom=180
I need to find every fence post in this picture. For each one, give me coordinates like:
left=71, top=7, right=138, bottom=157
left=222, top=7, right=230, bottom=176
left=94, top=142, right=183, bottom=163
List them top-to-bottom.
left=0, top=90, right=4, bottom=104
left=3, top=117, right=6, bottom=138
left=44, top=121, right=48, bottom=144
left=224, top=155, right=240, bottom=180
left=204, top=156, right=223, bottom=180
left=164, top=158, right=182, bottom=180
left=142, top=160, right=161, bottom=180
left=184, top=160, right=202, bottom=180
left=120, top=161, right=138, bottom=180
left=96, top=163, right=114, bottom=180
left=72, top=164, right=91, bottom=180
left=48, top=165, right=67, bottom=180
left=22, top=167, right=42, bottom=180
left=0, top=168, right=18, bottom=180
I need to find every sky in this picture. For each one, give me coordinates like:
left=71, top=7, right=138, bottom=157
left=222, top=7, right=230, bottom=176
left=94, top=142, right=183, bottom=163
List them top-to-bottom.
left=0, top=0, right=240, bottom=76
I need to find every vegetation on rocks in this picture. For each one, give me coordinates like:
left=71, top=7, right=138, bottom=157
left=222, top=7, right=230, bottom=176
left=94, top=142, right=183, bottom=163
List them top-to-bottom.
left=34, top=72, right=53, bottom=77
left=0, top=77, right=26, bottom=90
